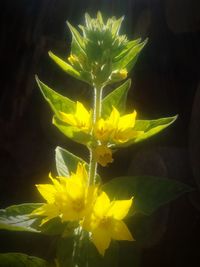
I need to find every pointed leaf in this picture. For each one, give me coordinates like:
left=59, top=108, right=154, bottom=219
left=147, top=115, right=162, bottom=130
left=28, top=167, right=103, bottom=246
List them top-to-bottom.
left=85, top=13, right=92, bottom=29
left=111, top=16, right=124, bottom=36
left=67, top=22, right=86, bottom=51
left=114, top=38, right=142, bottom=62
left=113, top=39, right=147, bottom=71
left=49, top=51, right=89, bottom=83
left=36, top=76, right=75, bottom=118
left=102, top=79, right=131, bottom=116
left=116, top=115, right=178, bottom=147
left=53, top=116, right=91, bottom=145
left=55, top=146, right=100, bottom=182
left=55, top=146, right=85, bottom=176
left=103, top=176, right=193, bottom=215
left=0, top=203, right=66, bottom=235
left=0, top=203, right=42, bottom=232
left=0, top=253, right=48, bottom=267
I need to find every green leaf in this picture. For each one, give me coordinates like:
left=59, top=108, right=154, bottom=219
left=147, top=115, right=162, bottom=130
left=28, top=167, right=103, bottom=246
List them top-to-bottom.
left=85, top=13, right=92, bottom=29
left=111, top=16, right=124, bottom=36
left=67, top=22, right=86, bottom=52
left=114, top=38, right=141, bottom=62
left=113, top=39, right=147, bottom=71
left=49, top=51, right=89, bottom=83
left=36, top=76, right=75, bottom=118
left=102, top=79, right=131, bottom=116
left=116, top=115, right=178, bottom=147
left=53, top=116, right=91, bottom=145
left=55, top=146, right=100, bottom=183
left=55, top=146, right=86, bottom=176
left=103, top=176, right=193, bottom=215
left=0, top=203, right=66, bottom=235
left=0, top=203, right=42, bottom=232
left=0, top=253, right=48, bottom=267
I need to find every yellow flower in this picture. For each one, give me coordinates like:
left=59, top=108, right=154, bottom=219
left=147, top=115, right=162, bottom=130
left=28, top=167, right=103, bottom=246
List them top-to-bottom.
left=59, top=101, right=92, bottom=133
left=94, top=106, right=143, bottom=145
left=93, top=118, right=114, bottom=143
left=93, top=145, right=113, bottom=167
left=32, top=163, right=97, bottom=225
left=82, top=191, right=134, bottom=256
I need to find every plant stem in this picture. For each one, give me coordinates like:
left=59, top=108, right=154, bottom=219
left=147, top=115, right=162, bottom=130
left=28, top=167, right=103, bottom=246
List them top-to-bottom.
left=88, top=86, right=103, bottom=185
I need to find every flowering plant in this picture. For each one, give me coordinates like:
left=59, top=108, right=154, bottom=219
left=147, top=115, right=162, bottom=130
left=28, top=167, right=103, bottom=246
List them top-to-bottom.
left=0, top=12, right=192, bottom=267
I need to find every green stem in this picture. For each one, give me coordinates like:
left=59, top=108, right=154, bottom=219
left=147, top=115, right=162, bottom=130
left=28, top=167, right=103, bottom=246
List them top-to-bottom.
left=88, top=86, right=103, bottom=185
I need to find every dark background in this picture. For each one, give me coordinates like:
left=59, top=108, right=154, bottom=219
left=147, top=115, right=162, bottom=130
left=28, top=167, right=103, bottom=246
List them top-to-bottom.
left=0, top=0, right=200, bottom=266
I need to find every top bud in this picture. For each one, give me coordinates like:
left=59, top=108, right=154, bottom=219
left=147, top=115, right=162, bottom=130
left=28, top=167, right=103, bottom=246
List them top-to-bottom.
left=49, top=12, right=147, bottom=87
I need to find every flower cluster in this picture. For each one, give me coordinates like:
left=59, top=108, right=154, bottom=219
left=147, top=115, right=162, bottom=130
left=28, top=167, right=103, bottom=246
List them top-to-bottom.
left=59, top=101, right=143, bottom=166
left=32, top=163, right=133, bottom=256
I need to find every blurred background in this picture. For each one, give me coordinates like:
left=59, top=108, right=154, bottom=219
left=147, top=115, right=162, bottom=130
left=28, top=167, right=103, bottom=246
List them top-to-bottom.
left=0, top=0, right=200, bottom=266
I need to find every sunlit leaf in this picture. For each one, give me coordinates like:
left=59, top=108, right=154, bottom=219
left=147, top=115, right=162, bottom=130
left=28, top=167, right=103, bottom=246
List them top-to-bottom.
left=111, top=16, right=124, bottom=36
left=67, top=22, right=86, bottom=52
left=113, top=38, right=141, bottom=62
left=113, top=39, right=147, bottom=71
left=49, top=51, right=88, bottom=82
left=36, top=76, right=75, bottom=118
left=102, top=79, right=131, bottom=116
left=116, top=115, right=178, bottom=147
left=53, top=116, right=91, bottom=145
left=55, top=146, right=100, bottom=183
left=55, top=146, right=85, bottom=176
left=103, top=176, right=193, bottom=215
left=0, top=203, right=66, bottom=235
left=0, top=203, right=42, bottom=232
left=0, top=253, right=48, bottom=267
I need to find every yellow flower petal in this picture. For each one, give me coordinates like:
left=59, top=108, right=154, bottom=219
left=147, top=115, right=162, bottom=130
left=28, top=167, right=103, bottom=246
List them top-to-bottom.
left=59, top=101, right=92, bottom=133
left=108, top=106, right=120, bottom=127
left=118, top=110, right=137, bottom=130
left=59, top=112, right=77, bottom=126
left=75, top=162, right=88, bottom=184
left=36, top=184, right=57, bottom=204
left=93, top=192, right=110, bottom=218
left=107, top=198, right=133, bottom=220
left=31, top=203, right=59, bottom=225
left=111, top=220, right=134, bottom=241
left=92, top=228, right=111, bottom=256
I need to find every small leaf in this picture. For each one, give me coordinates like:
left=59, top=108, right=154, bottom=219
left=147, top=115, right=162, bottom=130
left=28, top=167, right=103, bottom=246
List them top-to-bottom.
left=85, top=13, right=92, bottom=29
left=111, top=16, right=124, bottom=36
left=67, top=22, right=86, bottom=52
left=114, top=38, right=142, bottom=62
left=113, top=39, right=147, bottom=71
left=49, top=51, right=89, bottom=83
left=36, top=76, right=75, bottom=118
left=102, top=79, right=131, bottom=116
left=116, top=115, right=178, bottom=147
left=53, top=116, right=91, bottom=145
left=55, top=146, right=100, bottom=182
left=55, top=146, right=85, bottom=176
left=103, top=176, right=193, bottom=215
left=0, top=203, right=66, bottom=235
left=0, top=203, right=42, bottom=232
left=0, top=253, right=48, bottom=267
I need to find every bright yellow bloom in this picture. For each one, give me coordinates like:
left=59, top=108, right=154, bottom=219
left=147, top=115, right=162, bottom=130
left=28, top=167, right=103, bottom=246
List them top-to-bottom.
left=59, top=101, right=92, bottom=133
left=94, top=106, right=143, bottom=144
left=93, top=118, right=114, bottom=143
left=93, top=145, right=113, bottom=167
left=32, top=163, right=97, bottom=225
left=82, top=191, right=134, bottom=256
